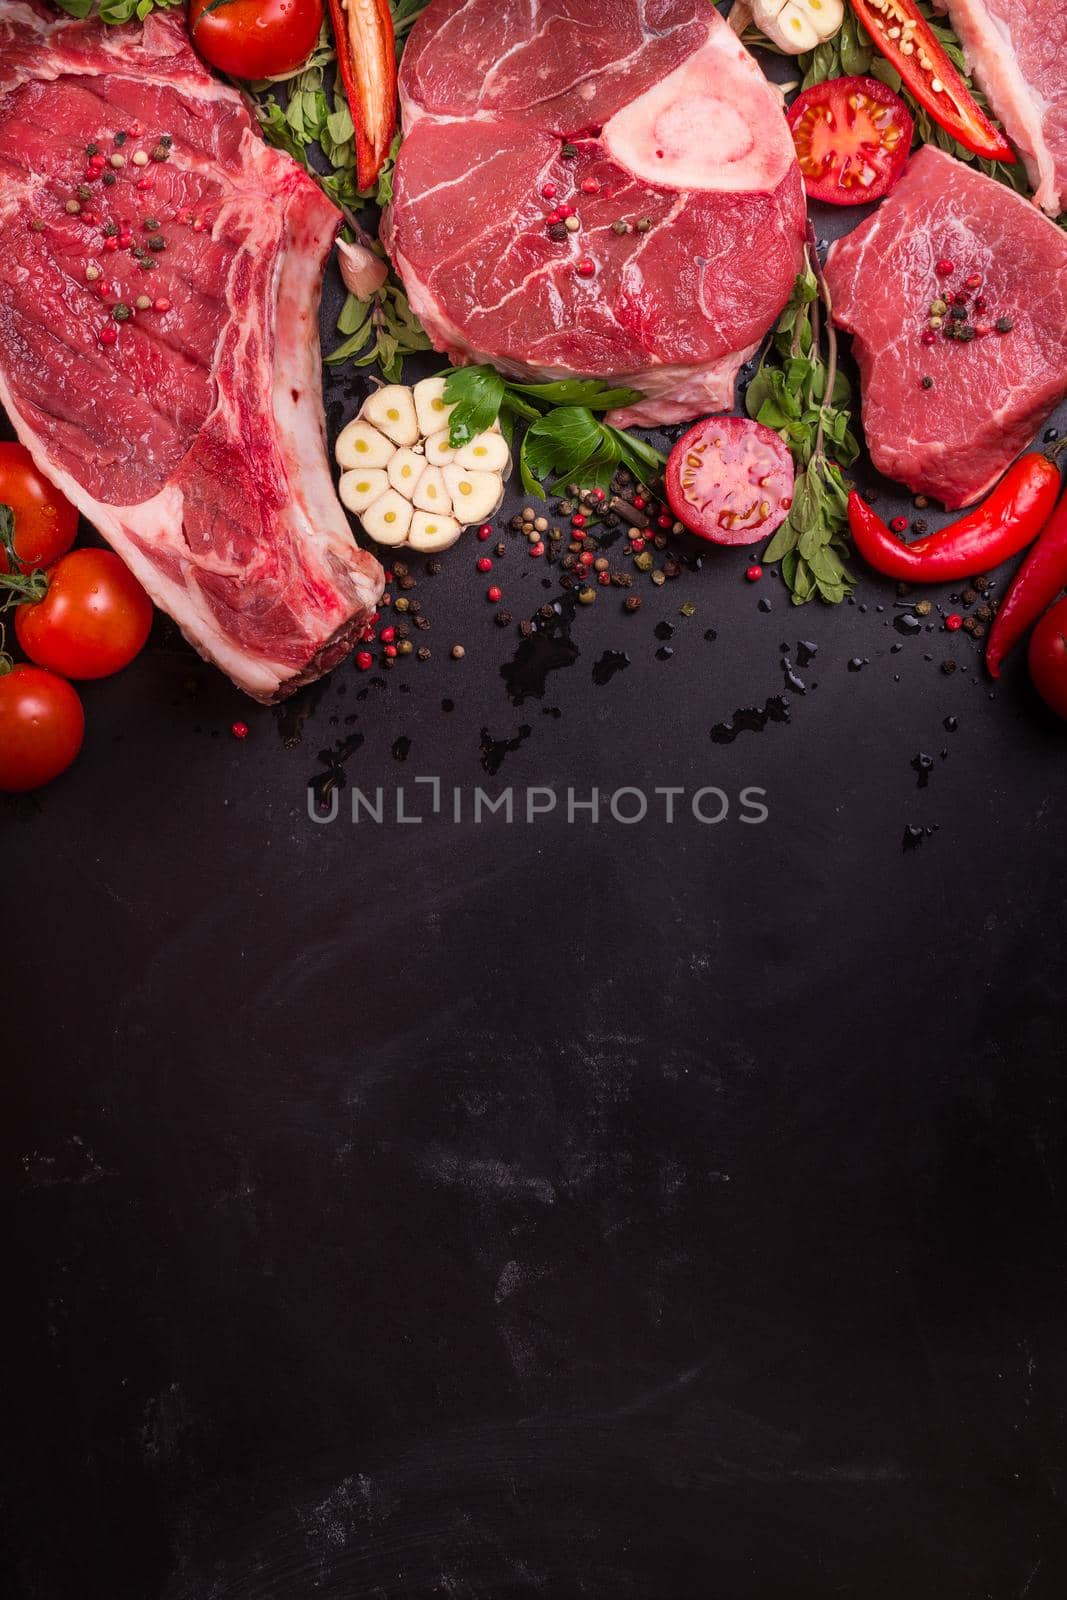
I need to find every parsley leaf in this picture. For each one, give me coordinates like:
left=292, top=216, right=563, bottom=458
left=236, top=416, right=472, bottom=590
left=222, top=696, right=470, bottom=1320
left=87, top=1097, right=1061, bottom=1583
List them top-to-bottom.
left=442, top=369, right=664, bottom=496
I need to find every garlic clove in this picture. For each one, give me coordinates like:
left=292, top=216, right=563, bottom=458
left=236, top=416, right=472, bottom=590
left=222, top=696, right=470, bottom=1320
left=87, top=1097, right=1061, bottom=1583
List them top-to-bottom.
left=336, top=237, right=389, bottom=299
left=413, top=376, right=456, bottom=438
left=362, top=384, right=420, bottom=447
left=336, top=418, right=395, bottom=470
left=424, top=428, right=457, bottom=468
left=454, top=431, right=510, bottom=473
left=387, top=447, right=425, bottom=496
left=413, top=464, right=450, bottom=514
left=443, top=465, right=504, bottom=525
left=338, top=468, right=390, bottom=514
left=361, top=489, right=413, bottom=546
left=407, top=511, right=462, bottom=552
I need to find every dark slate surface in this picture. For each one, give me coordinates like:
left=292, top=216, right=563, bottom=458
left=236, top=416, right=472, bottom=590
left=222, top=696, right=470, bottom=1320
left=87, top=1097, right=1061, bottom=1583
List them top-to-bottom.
left=5, top=42, right=1067, bottom=1600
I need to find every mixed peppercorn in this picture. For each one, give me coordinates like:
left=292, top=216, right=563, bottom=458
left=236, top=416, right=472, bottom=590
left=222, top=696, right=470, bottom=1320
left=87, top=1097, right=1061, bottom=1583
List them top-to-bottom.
left=25, top=124, right=203, bottom=347
left=539, top=138, right=655, bottom=277
left=920, top=258, right=1014, bottom=355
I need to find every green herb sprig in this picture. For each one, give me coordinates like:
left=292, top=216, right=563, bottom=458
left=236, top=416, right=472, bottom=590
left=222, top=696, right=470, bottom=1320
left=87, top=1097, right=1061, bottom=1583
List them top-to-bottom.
left=53, top=0, right=183, bottom=23
left=746, top=251, right=859, bottom=605
left=325, top=283, right=431, bottom=384
left=443, top=367, right=666, bottom=496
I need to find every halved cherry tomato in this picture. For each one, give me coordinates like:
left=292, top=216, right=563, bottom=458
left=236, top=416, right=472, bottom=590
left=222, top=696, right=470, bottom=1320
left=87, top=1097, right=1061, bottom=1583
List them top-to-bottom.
left=188, top=0, right=323, bottom=81
left=850, top=0, right=1015, bottom=164
left=787, top=76, right=913, bottom=206
left=666, top=417, right=795, bottom=547
left=0, top=443, right=78, bottom=573
left=15, top=549, right=153, bottom=680
left=1028, top=596, right=1067, bottom=722
left=0, top=663, right=84, bottom=793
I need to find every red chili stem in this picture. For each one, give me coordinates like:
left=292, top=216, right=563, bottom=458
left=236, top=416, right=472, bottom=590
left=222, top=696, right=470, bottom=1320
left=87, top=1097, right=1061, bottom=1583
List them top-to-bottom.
left=847, top=453, right=1062, bottom=583
left=986, top=487, right=1067, bottom=677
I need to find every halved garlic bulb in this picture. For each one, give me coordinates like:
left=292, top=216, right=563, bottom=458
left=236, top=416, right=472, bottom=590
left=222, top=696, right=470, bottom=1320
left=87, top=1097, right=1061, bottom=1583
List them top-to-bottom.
left=336, top=377, right=510, bottom=554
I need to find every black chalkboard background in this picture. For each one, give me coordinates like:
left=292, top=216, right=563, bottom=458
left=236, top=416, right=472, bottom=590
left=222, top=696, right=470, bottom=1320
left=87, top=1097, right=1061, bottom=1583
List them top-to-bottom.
left=5, top=27, right=1067, bottom=1600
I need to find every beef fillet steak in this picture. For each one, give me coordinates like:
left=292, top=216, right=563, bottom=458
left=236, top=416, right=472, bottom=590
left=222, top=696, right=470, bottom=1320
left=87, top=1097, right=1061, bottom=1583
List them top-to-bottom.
left=826, top=147, right=1067, bottom=509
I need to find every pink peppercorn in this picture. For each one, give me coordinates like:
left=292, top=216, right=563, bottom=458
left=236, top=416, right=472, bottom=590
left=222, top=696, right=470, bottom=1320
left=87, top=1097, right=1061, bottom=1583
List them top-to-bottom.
left=581, top=177, right=599, bottom=194
left=541, top=183, right=557, bottom=199
left=558, top=204, right=575, bottom=219
left=103, top=236, right=119, bottom=252
left=576, top=258, right=595, bottom=277
left=936, top=258, right=954, bottom=276
left=153, top=298, right=171, bottom=313
left=99, top=325, right=118, bottom=346
left=921, top=329, right=937, bottom=346
left=632, top=495, right=646, bottom=510
left=572, top=512, right=586, bottom=528
left=656, top=512, right=672, bottom=529
left=890, top=515, right=909, bottom=533
left=630, top=536, right=645, bottom=553
left=530, top=542, right=544, bottom=557
left=580, top=550, right=595, bottom=567
left=476, top=556, right=492, bottom=573
left=745, top=564, right=762, bottom=583
left=597, top=571, right=610, bottom=586
left=487, top=585, right=502, bottom=603
left=945, top=613, right=963, bottom=631
left=379, top=626, right=395, bottom=643
left=383, top=644, right=397, bottom=659
left=356, top=651, right=373, bottom=671
left=231, top=721, right=249, bottom=740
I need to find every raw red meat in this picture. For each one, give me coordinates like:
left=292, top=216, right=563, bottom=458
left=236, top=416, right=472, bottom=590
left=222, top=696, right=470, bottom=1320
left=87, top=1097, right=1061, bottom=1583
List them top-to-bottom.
left=382, top=0, right=807, bottom=428
left=936, top=0, right=1067, bottom=215
left=0, top=1, right=382, bottom=703
left=825, top=146, right=1067, bottom=510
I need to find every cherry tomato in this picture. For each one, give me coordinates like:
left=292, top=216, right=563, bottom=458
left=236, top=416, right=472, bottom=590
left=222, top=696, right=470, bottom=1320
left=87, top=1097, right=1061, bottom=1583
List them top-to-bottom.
left=189, top=0, right=324, bottom=80
left=786, top=76, right=913, bottom=206
left=665, top=416, right=795, bottom=547
left=0, top=442, right=78, bottom=573
left=15, top=549, right=153, bottom=680
left=1028, top=595, right=1067, bottom=722
left=0, top=664, right=84, bottom=792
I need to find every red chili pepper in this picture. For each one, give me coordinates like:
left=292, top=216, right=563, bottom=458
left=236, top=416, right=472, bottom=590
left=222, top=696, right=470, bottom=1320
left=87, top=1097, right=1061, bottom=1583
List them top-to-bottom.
left=326, top=0, right=397, bottom=191
left=849, top=1, right=1015, bottom=163
left=847, top=453, right=1062, bottom=583
left=986, top=486, right=1067, bottom=678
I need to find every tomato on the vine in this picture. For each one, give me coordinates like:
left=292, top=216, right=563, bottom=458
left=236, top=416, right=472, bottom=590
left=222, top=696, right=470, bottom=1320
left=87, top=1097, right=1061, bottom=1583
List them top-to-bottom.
left=188, top=0, right=324, bottom=80
left=0, top=442, right=78, bottom=573
left=15, top=549, right=153, bottom=680
left=0, top=663, right=84, bottom=793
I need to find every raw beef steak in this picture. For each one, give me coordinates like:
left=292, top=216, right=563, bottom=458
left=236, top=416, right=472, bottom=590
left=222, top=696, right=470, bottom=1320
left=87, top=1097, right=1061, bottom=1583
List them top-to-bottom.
left=382, top=0, right=807, bottom=427
left=936, top=0, right=1067, bottom=215
left=0, top=1, right=382, bottom=703
left=825, top=146, right=1067, bottom=509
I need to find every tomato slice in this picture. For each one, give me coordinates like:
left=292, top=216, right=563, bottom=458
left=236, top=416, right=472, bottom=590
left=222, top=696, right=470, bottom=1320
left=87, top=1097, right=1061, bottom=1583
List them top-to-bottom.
left=850, top=0, right=1015, bottom=164
left=787, top=76, right=913, bottom=206
left=666, top=418, right=795, bottom=547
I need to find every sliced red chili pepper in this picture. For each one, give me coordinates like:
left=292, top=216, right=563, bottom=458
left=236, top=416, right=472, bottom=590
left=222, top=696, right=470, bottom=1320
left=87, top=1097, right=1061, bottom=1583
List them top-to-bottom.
left=326, top=0, right=397, bottom=191
left=849, top=0, right=1015, bottom=164
left=847, top=453, right=1061, bottom=583
left=986, top=483, right=1067, bottom=678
